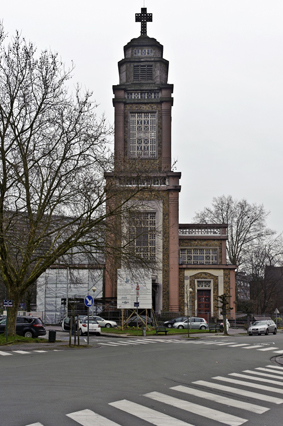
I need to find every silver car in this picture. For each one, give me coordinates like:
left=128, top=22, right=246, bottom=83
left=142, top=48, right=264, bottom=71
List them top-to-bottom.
left=86, top=316, right=117, bottom=328
left=173, top=316, right=208, bottom=330
left=248, top=320, right=277, bottom=335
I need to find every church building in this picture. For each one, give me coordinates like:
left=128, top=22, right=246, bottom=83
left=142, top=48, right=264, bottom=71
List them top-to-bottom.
left=104, top=8, right=236, bottom=322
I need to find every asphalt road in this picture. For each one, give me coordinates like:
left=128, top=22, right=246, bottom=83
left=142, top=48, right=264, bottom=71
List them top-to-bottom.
left=1, top=331, right=283, bottom=426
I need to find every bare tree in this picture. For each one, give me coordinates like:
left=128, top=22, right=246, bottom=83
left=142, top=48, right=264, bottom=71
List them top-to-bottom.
left=0, top=26, right=153, bottom=335
left=194, top=195, right=275, bottom=269
left=248, top=236, right=283, bottom=314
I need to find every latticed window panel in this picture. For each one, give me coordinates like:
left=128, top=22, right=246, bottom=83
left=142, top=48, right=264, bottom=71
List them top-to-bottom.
left=133, top=49, right=153, bottom=56
left=133, top=65, right=153, bottom=81
left=126, top=91, right=159, bottom=99
left=129, top=112, right=157, bottom=158
left=129, top=212, right=156, bottom=261
left=179, top=248, right=218, bottom=265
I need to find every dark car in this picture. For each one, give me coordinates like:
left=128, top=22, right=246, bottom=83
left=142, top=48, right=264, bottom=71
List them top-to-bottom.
left=125, top=315, right=153, bottom=327
left=0, top=316, right=46, bottom=338
left=163, top=316, right=188, bottom=328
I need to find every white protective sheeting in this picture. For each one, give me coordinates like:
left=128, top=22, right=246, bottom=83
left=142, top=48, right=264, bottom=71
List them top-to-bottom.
left=37, top=268, right=103, bottom=324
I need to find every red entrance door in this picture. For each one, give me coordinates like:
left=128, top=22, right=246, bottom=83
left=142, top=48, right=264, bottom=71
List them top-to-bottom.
left=197, top=290, right=211, bottom=322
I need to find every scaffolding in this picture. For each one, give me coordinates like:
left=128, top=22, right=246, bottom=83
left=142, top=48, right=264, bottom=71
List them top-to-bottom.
left=37, top=267, right=103, bottom=324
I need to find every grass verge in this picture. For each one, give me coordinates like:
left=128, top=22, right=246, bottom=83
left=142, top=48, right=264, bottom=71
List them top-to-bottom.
left=0, top=334, right=48, bottom=346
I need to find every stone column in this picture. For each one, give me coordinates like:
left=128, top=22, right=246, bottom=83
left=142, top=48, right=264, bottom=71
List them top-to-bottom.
left=113, top=92, right=125, bottom=169
left=168, top=191, right=180, bottom=312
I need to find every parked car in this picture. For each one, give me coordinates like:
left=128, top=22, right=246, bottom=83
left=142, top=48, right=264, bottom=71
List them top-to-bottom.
left=124, top=315, right=153, bottom=327
left=0, top=316, right=46, bottom=338
left=61, top=316, right=86, bottom=331
left=86, top=316, right=117, bottom=328
left=163, top=316, right=188, bottom=328
left=173, top=317, right=208, bottom=330
left=79, top=319, right=101, bottom=336
left=247, top=320, right=277, bottom=335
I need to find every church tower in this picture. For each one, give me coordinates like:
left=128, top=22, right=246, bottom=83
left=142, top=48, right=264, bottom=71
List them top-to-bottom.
left=105, top=8, right=181, bottom=314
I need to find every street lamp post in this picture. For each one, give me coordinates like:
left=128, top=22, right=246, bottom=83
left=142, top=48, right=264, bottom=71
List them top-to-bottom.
left=87, top=286, right=97, bottom=345
left=187, top=287, right=193, bottom=338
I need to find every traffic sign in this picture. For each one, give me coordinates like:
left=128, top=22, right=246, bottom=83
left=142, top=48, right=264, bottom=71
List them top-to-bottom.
left=84, top=295, right=94, bottom=307
left=3, top=300, right=13, bottom=307
left=134, top=301, right=139, bottom=307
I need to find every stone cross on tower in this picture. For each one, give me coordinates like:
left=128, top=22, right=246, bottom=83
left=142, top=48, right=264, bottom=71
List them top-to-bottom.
left=135, top=7, right=153, bottom=35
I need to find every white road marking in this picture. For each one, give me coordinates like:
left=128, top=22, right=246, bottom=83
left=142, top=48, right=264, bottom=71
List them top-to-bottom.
left=214, top=342, right=236, bottom=346
left=99, top=343, right=121, bottom=347
left=228, top=344, right=250, bottom=347
left=242, top=345, right=263, bottom=350
left=257, top=347, right=279, bottom=351
left=12, top=350, right=30, bottom=354
left=33, top=350, right=47, bottom=353
left=273, top=350, right=283, bottom=354
left=0, top=351, right=12, bottom=356
left=265, top=364, right=283, bottom=370
left=256, top=367, right=283, bottom=375
left=243, top=370, right=283, bottom=380
left=230, top=372, right=283, bottom=386
left=213, top=376, right=283, bottom=394
left=194, top=380, right=283, bottom=404
left=171, top=385, right=268, bottom=414
left=145, top=391, right=247, bottom=426
left=110, top=399, right=193, bottom=425
left=67, top=408, right=121, bottom=425
left=26, top=423, right=44, bottom=426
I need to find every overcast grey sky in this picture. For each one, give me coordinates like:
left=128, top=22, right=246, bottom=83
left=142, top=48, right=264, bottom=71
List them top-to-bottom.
left=2, top=0, right=283, bottom=233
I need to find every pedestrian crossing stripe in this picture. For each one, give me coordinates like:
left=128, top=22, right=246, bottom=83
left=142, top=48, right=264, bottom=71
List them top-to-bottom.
left=228, top=343, right=250, bottom=347
left=257, top=346, right=279, bottom=351
left=0, top=351, right=12, bottom=356
left=265, top=364, right=283, bottom=370
left=256, top=366, right=283, bottom=375
left=243, top=369, right=283, bottom=380
left=230, top=372, right=283, bottom=386
left=213, top=375, right=283, bottom=394
left=193, top=379, right=283, bottom=404
left=171, top=385, right=269, bottom=414
left=144, top=391, right=247, bottom=426
left=110, top=400, right=193, bottom=426
left=67, top=408, right=121, bottom=425
left=26, top=423, right=44, bottom=426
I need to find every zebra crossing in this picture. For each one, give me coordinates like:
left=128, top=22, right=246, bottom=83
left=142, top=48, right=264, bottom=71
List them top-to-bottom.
left=1, top=337, right=282, bottom=357
left=97, top=337, right=283, bottom=356
left=0, top=349, right=61, bottom=356
left=25, top=364, right=283, bottom=426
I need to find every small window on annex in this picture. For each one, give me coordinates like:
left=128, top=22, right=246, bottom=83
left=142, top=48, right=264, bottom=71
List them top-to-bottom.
left=129, top=112, right=157, bottom=158
left=129, top=212, right=156, bottom=261
left=179, top=248, right=218, bottom=265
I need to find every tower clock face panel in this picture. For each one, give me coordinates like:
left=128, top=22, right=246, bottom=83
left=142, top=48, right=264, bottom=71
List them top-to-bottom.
left=129, top=112, right=157, bottom=158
